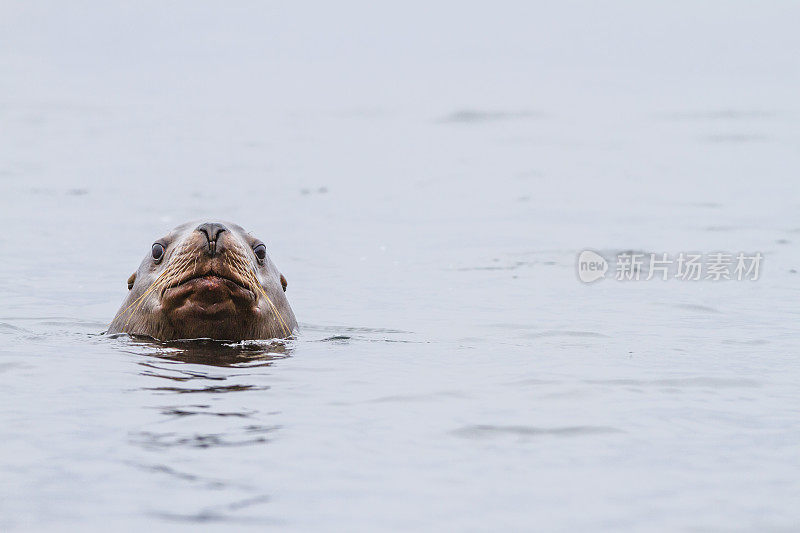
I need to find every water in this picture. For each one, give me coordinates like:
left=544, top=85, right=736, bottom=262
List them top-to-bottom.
left=1, top=2, right=800, bottom=531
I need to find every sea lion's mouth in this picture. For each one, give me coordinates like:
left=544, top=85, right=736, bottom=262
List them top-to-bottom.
left=160, top=265, right=251, bottom=292
left=161, top=271, right=255, bottom=303
left=160, top=272, right=259, bottom=328
left=174, top=273, right=248, bottom=291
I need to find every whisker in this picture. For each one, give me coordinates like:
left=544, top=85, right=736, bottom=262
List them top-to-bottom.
left=114, top=246, right=196, bottom=328
left=223, top=251, right=292, bottom=336
left=112, top=262, right=177, bottom=324
left=236, top=262, right=291, bottom=336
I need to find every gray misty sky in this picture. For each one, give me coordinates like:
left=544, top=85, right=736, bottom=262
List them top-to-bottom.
left=2, top=1, right=798, bottom=112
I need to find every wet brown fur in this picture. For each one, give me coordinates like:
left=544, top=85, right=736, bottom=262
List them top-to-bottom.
left=108, top=221, right=297, bottom=340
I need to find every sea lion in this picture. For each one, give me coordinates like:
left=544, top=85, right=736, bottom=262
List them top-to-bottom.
left=108, top=220, right=297, bottom=341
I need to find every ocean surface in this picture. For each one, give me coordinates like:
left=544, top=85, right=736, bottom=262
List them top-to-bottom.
left=1, top=2, right=799, bottom=531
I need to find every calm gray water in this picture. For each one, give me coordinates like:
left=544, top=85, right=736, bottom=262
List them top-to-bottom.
left=1, top=2, right=799, bottom=531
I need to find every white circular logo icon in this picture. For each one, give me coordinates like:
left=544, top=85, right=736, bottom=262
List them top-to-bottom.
left=577, top=250, right=608, bottom=283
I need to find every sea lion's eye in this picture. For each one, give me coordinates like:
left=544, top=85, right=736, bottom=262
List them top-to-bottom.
left=151, top=243, right=165, bottom=262
left=253, top=244, right=266, bottom=261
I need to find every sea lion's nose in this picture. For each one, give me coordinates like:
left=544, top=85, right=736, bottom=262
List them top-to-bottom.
left=196, top=222, right=227, bottom=255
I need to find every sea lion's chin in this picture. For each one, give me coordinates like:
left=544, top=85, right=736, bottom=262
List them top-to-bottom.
left=160, top=275, right=260, bottom=338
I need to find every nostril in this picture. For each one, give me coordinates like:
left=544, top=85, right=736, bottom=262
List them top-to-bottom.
left=196, top=222, right=227, bottom=243
left=196, top=222, right=227, bottom=255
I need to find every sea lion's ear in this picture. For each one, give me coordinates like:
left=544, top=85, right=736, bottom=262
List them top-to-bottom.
left=127, top=272, right=136, bottom=290
left=280, top=274, right=287, bottom=292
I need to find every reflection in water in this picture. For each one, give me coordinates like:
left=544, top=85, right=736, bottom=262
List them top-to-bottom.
left=117, top=333, right=283, bottom=523
left=115, top=334, right=293, bottom=368
left=114, top=335, right=288, bottom=472
left=115, top=336, right=286, bottom=522
left=145, top=384, right=269, bottom=394
left=158, top=407, right=257, bottom=418
left=130, top=430, right=276, bottom=449
left=129, top=462, right=230, bottom=489
left=151, top=494, right=275, bottom=524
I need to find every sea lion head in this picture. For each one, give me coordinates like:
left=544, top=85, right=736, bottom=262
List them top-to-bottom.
left=108, top=220, right=297, bottom=341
